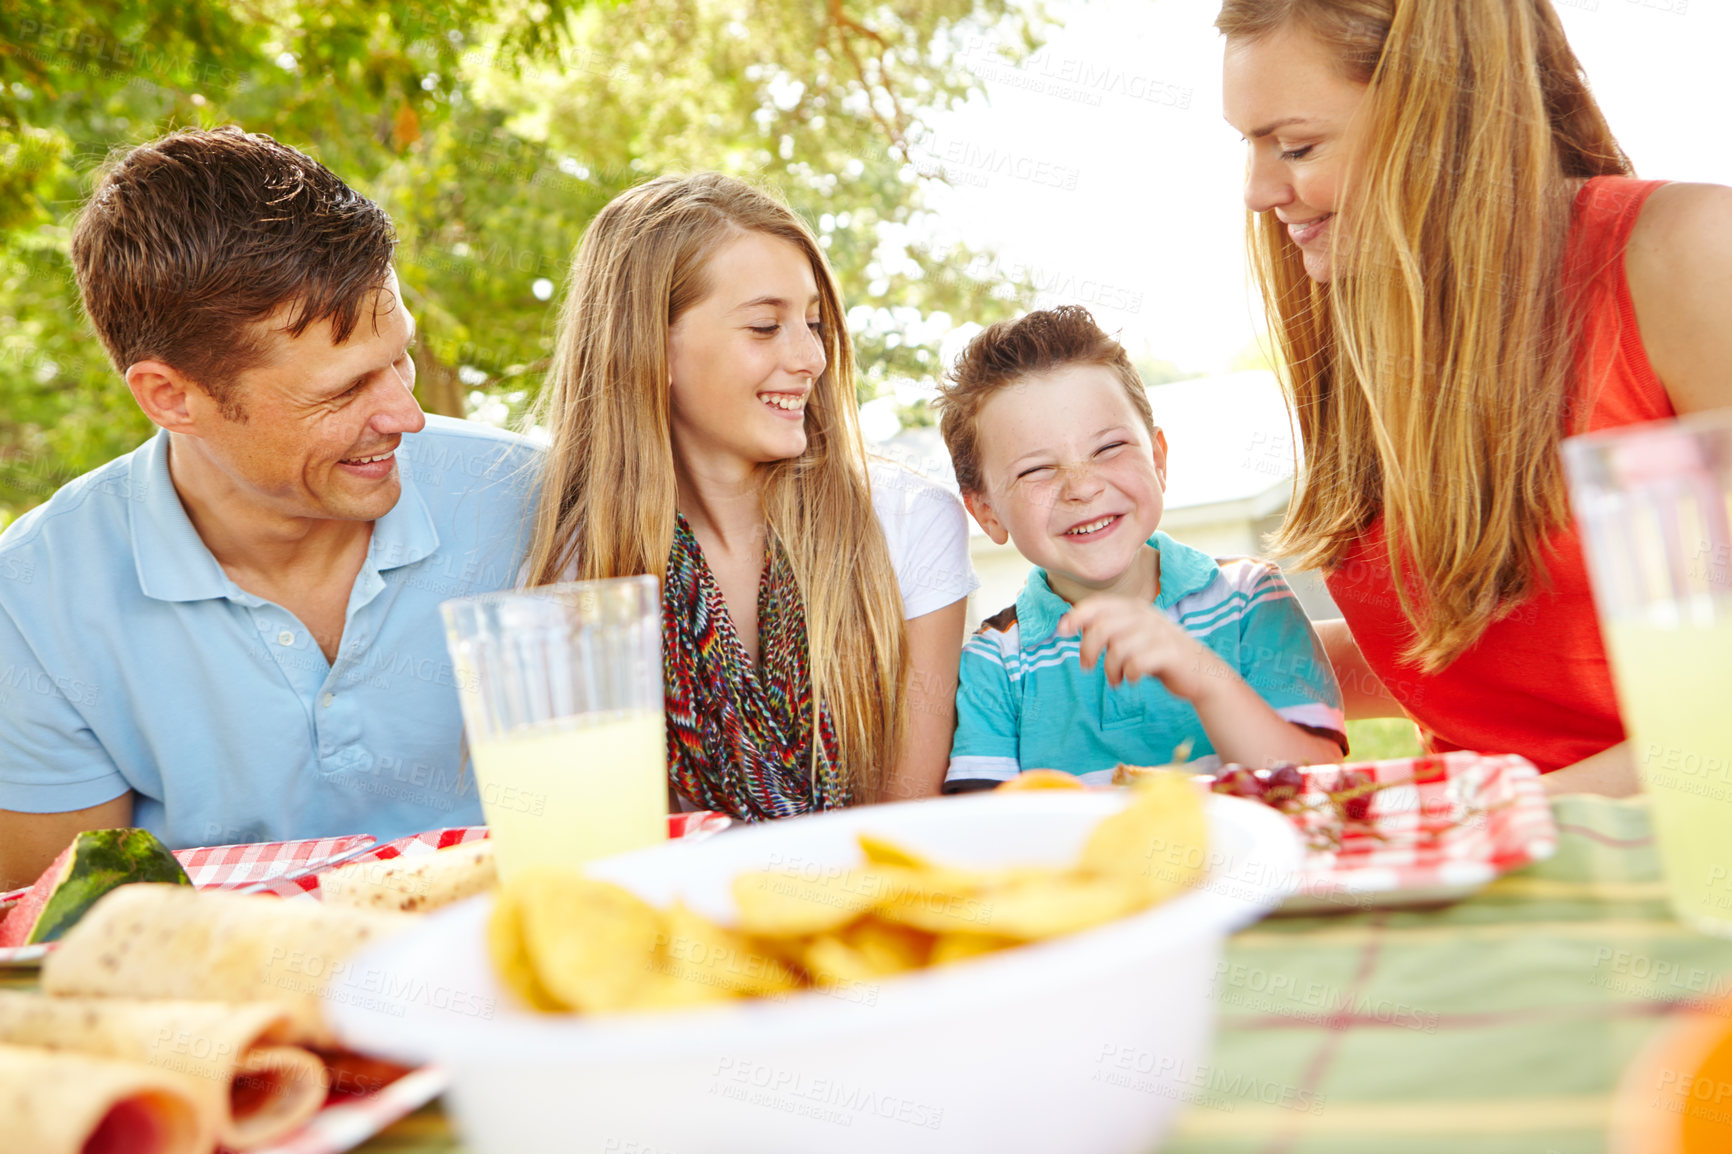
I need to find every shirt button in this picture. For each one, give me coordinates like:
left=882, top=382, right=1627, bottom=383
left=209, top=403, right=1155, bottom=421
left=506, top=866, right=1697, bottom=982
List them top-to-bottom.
left=277, top=630, right=295, bottom=646
left=321, top=692, right=335, bottom=708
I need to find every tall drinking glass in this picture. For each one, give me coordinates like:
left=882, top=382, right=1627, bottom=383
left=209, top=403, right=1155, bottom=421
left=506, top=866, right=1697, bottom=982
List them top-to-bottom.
left=1564, top=411, right=1732, bottom=936
left=441, top=576, right=667, bottom=882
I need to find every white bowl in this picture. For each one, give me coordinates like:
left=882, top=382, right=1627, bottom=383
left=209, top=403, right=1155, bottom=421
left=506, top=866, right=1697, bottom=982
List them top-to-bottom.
left=325, top=791, right=1302, bottom=1154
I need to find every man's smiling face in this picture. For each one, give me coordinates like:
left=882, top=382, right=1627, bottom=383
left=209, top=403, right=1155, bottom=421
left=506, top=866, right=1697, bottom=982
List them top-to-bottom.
left=184, top=268, right=427, bottom=524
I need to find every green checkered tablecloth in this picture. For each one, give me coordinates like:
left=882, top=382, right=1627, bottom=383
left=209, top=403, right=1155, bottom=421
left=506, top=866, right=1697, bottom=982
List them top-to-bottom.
left=1159, top=793, right=1732, bottom=1154
left=7, top=795, right=1730, bottom=1153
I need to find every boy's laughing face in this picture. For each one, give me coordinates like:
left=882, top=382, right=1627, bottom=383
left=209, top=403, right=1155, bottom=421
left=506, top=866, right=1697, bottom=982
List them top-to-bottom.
left=963, top=363, right=1169, bottom=605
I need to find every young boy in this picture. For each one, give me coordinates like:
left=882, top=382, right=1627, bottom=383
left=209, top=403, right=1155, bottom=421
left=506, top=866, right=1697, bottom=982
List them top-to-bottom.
left=934, top=306, right=1346, bottom=790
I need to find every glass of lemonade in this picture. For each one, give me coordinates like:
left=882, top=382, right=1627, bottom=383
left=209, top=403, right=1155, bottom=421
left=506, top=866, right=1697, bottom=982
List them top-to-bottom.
left=1565, top=411, right=1732, bottom=936
left=441, top=576, right=667, bottom=882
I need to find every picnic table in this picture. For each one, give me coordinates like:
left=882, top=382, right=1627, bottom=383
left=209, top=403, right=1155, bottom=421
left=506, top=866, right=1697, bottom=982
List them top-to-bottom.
left=7, top=794, right=1729, bottom=1153
left=342, top=794, right=1732, bottom=1153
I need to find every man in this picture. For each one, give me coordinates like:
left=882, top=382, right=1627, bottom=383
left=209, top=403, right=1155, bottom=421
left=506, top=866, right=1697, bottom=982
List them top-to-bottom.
left=0, top=128, right=538, bottom=888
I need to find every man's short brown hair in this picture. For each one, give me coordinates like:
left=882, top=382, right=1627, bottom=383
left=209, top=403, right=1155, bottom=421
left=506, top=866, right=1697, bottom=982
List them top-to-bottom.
left=70, top=126, right=397, bottom=418
left=935, top=305, right=1155, bottom=494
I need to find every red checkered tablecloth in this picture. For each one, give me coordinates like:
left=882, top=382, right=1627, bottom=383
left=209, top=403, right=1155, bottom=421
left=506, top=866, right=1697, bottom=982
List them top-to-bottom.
left=0, top=834, right=379, bottom=911
left=178, top=834, right=379, bottom=891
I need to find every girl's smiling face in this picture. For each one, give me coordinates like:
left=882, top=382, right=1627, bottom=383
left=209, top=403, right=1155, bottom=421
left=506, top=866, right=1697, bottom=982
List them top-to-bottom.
left=1223, top=22, right=1371, bottom=283
left=666, top=231, right=827, bottom=479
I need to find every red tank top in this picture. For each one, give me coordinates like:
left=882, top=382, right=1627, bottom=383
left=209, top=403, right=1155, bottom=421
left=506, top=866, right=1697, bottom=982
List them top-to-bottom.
left=1325, top=177, right=1675, bottom=772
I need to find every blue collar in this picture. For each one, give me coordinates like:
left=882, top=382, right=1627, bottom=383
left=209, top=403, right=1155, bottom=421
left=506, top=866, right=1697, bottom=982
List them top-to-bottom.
left=130, top=429, right=439, bottom=604
left=130, top=431, right=233, bottom=603
left=1012, top=530, right=1221, bottom=647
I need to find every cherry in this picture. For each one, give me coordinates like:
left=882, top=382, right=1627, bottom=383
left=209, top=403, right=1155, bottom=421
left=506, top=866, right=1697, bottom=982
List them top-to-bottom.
left=1263, top=763, right=1305, bottom=811
left=1211, top=766, right=1266, bottom=799
left=1337, top=770, right=1375, bottom=821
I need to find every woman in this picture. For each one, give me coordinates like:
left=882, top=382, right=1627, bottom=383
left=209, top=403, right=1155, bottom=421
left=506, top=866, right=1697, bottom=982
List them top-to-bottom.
left=1217, top=0, right=1732, bottom=794
left=523, top=173, right=975, bottom=819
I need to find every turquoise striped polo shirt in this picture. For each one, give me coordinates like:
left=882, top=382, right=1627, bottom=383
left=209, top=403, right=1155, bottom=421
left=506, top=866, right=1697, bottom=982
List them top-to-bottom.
left=946, top=532, right=1345, bottom=788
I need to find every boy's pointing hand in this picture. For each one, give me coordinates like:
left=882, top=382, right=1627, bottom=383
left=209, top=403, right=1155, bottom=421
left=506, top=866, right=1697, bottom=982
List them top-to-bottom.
left=1057, top=597, right=1233, bottom=701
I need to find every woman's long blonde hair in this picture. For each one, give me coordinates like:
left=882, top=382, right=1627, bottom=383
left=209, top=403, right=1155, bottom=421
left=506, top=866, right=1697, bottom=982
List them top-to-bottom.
left=1218, top=0, right=1631, bottom=671
left=523, top=173, right=907, bottom=801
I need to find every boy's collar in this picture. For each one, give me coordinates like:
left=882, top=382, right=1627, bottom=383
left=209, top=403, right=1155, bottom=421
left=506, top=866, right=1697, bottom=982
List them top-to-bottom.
left=1014, top=531, right=1219, bottom=647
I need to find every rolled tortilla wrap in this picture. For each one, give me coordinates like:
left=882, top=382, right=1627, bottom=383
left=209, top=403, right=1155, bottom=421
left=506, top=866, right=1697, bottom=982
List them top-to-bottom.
left=319, top=840, right=496, bottom=912
left=42, top=884, right=412, bottom=1048
left=0, top=991, right=324, bottom=1150
left=0, top=1041, right=212, bottom=1154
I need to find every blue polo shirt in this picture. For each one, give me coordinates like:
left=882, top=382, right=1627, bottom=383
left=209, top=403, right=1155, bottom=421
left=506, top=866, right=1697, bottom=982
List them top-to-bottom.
left=0, top=416, right=540, bottom=848
left=946, top=532, right=1346, bottom=787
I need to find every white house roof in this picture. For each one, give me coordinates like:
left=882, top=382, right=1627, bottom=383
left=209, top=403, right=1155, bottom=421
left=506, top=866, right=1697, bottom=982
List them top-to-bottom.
left=1150, top=369, right=1298, bottom=527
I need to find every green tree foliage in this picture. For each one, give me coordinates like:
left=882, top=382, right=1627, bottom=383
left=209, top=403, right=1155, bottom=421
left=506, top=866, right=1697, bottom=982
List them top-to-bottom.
left=0, top=0, right=1039, bottom=519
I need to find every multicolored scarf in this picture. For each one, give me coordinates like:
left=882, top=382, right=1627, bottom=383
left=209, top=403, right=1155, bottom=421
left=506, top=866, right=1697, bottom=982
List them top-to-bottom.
left=662, top=514, right=847, bottom=820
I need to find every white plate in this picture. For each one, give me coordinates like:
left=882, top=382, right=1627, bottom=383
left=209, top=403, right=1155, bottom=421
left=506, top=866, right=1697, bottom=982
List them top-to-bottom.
left=1228, top=753, right=1560, bottom=914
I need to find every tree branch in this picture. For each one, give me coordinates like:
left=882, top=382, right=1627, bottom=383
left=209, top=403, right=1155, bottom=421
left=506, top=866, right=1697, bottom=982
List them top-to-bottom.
left=825, top=0, right=912, bottom=162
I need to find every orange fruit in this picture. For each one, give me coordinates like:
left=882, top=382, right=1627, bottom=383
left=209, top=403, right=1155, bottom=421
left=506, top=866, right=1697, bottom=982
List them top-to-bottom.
left=998, top=769, right=1086, bottom=792
left=1611, top=990, right=1732, bottom=1153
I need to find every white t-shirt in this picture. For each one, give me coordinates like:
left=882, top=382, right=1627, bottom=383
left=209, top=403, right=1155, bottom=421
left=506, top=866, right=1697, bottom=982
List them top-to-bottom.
left=868, top=458, right=979, bottom=619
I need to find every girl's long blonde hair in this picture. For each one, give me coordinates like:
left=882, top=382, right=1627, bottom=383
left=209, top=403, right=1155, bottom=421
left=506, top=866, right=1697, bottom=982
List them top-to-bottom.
left=1218, top=0, right=1631, bottom=671
left=524, top=173, right=907, bottom=801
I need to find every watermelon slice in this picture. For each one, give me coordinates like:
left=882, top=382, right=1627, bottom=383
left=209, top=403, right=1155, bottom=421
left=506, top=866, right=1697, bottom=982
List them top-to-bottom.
left=0, top=828, right=190, bottom=947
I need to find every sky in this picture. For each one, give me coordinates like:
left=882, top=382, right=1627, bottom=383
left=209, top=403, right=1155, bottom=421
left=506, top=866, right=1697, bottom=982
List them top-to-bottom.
left=911, top=0, right=1730, bottom=377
